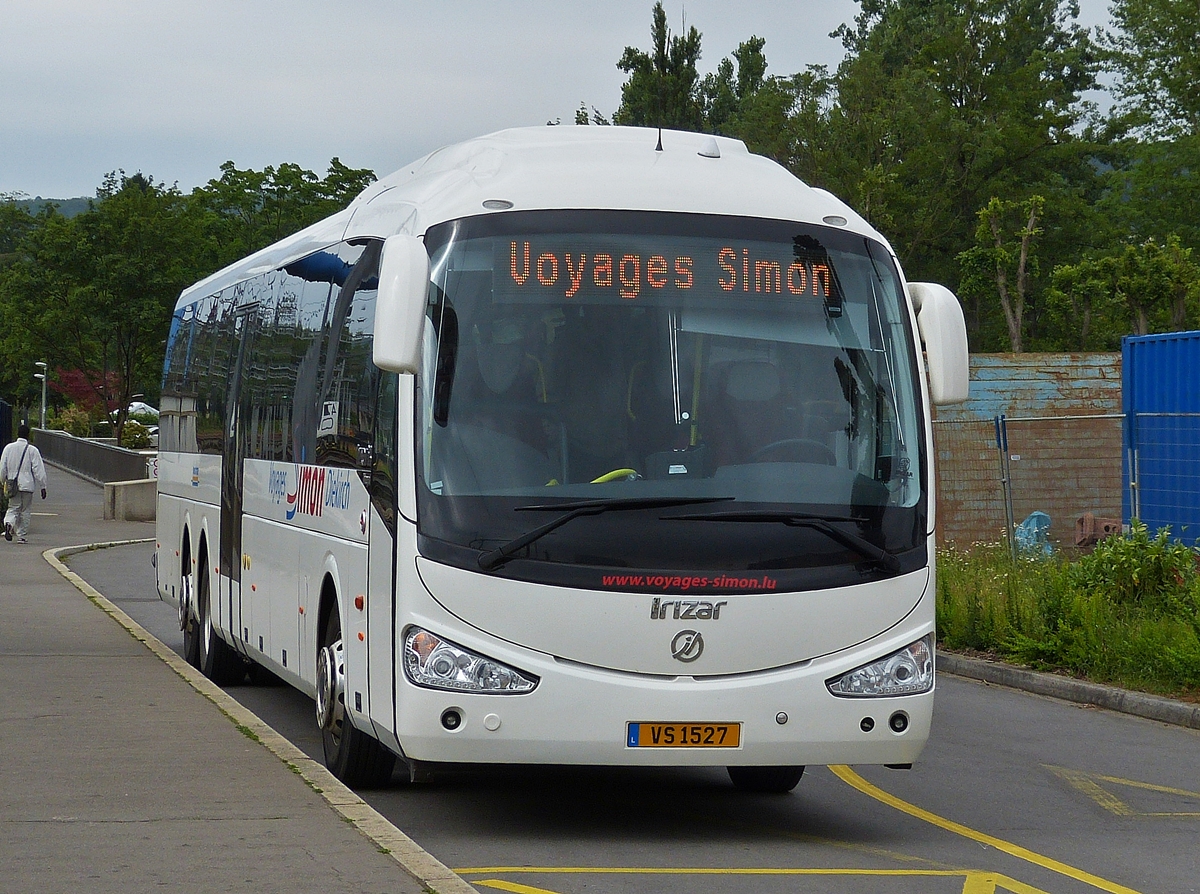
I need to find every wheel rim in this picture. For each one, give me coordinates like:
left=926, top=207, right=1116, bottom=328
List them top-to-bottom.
left=178, top=572, right=192, bottom=632
left=315, top=638, right=346, bottom=736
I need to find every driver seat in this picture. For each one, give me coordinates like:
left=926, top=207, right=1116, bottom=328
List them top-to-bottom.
left=709, top=361, right=788, bottom=465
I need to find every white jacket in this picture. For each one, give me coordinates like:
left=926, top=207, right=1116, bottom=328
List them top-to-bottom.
left=1, top=438, right=48, bottom=493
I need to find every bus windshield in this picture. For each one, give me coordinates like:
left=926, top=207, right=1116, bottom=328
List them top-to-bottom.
left=415, top=210, right=926, bottom=592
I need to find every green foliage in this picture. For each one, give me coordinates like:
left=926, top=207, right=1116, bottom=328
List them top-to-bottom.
left=1101, top=0, right=1200, bottom=139
left=613, top=2, right=706, bottom=130
left=187, top=158, right=375, bottom=271
left=0, top=159, right=373, bottom=417
left=0, top=172, right=200, bottom=436
left=956, top=196, right=1045, bottom=351
left=1043, top=236, right=1200, bottom=343
left=50, top=405, right=92, bottom=437
left=120, top=420, right=152, bottom=449
left=1069, top=520, right=1200, bottom=617
left=937, top=526, right=1200, bottom=695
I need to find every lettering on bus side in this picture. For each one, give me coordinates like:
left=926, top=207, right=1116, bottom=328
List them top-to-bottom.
left=283, top=465, right=354, bottom=521
left=286, top=465, right=326, bottom=520
left=268, top=468, right=288, bottom=505
left=649, top=598, right=727, bottom=620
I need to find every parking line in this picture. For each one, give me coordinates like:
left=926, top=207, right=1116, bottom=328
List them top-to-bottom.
left=830, top=765, right=1142, bottom=894
left=464, top=868, right=1054, bottom=894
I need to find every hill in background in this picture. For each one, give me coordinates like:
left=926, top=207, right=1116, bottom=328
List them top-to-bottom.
left=16, top=196, right=92, bottom=218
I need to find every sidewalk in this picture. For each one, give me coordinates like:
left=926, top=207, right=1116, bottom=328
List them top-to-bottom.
left=0, top=465, right=467, bottom=894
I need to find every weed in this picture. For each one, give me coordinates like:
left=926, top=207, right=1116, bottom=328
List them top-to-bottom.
left=937, top=523, right=1200, bottom=697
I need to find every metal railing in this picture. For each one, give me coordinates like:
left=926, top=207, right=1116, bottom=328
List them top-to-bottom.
left=32, top=428, right=153, bottom=485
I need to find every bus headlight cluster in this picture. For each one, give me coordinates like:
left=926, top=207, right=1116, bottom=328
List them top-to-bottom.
left=403, top=627, right=538, bottom=694
left=825, top=635, right=933, bottom=697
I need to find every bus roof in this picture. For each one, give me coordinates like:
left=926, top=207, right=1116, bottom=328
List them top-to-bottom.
left=178, top=126, right=885, bottom=306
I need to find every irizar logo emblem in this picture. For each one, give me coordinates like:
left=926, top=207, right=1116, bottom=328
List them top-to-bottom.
left=650, top=597, right=727, bottom=620
left=671, top=630, right=704, bottom=662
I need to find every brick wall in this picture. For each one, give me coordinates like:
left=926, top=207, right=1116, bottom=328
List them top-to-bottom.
left=931, top=353, right=1123, bottom=547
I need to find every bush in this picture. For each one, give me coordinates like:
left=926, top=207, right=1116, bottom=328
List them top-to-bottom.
left=50, top=405, right=92, bottom=437
left=121, top=420, right=152, bottom=449
left=1068, top=520, right=1200, bottom=619
left=937, top=524, right=1200, bottom=697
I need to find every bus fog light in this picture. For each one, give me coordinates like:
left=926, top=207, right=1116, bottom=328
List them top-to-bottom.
left=404, top=627, right=538, bottom=694
left=826, top=635, right=934, bottom=698
left=889, top=711, right=909, bottom=733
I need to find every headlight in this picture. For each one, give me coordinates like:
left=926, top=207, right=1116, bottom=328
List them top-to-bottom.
left=403, top=627, right=538, bottom=694
left=826, top=635, right=934, bottom=697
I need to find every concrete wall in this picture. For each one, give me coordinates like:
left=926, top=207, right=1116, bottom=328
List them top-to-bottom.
left=103, top=478, right=157, bottom=522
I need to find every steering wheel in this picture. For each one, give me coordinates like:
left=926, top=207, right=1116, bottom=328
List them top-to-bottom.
left=749, top=439, right=836, bottom=465
left=590, top=468, right=640, bottom=483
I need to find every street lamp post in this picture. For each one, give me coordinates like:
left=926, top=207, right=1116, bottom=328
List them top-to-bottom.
left=34, top=361, right=47, bottom=430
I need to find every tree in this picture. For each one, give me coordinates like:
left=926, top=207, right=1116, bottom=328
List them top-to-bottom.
left=817, top=0, right=1099, bottom=289
left=1101, top=0, right=1200, bottom=139
left=613, top=2, right=706, bottom=131
left=188, top=158, right=375, bottom=270
left=0, top=173, right=201, bottom=443
left=0, top=194, right=36, bottom=270
left=957, top=196, right=1045, bottom=352
left=1043, top=236, right=1199, bottom=346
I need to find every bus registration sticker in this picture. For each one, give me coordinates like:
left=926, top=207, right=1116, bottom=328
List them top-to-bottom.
left=626, top=722, right=741, bottom=748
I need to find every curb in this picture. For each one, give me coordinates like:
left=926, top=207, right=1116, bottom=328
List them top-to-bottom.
left=45, top=540, right=478, bottom=894
left=938, top=651, right=1200, bottom=731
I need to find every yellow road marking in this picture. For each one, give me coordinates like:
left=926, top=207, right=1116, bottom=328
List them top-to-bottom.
left=1045, top=764, right=1200, bottom=817
left=830, top=765, right=1142, bottom=894
left=1045, top=766, right=1135, bottom=815
left=465, top=868, right=1052, bottom=894
left=961, top=872, right=1054, bottom=894
left=474, top=882, right=561, bottom=894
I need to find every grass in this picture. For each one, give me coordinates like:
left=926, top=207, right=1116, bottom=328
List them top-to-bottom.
left=936, top=522, right=1200, bottom=700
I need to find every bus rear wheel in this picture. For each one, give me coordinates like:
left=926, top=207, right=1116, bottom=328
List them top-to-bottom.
left=316, top=610, right=395, bottom=788
left=727, top=765, right=805, bottom=793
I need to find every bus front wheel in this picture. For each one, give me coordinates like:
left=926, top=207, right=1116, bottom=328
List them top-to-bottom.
left=316, top=610, right=395, bottom=788
left=727, top=765, right=805, bottom=793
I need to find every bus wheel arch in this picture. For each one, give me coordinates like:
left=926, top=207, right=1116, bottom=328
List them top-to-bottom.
left=195, top=535, right=244, bottom=685
left=315, top=574, right=395, bottom=788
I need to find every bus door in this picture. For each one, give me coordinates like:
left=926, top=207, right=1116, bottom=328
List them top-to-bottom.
left=220, top=304, right=257, bottom=651
left=365, top=370, right=401, bottom=751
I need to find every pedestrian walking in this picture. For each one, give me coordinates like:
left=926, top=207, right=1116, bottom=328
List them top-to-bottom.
left=1, top=424, right=48, bottom=543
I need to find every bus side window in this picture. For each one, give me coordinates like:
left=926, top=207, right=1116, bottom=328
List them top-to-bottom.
left=313, top=242, right=381, bottom=468
left=371, top=372, right=399, bottom=532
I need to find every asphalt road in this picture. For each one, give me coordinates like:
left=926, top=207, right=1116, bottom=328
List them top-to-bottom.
left=70, top=541, right=1200, bottom=894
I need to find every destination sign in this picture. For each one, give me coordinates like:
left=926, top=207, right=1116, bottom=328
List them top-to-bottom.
left=494, top=237, right=842, bottom=309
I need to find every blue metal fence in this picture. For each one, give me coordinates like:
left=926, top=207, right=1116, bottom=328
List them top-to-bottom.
left=1123, top=332, right=1200, bottom=545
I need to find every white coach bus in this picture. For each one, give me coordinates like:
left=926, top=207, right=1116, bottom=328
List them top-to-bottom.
left=155, top=126, right=968, bottom=792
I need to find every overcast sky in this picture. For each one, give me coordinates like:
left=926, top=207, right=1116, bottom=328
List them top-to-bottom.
left=3, top=0, right=1113, bottom=200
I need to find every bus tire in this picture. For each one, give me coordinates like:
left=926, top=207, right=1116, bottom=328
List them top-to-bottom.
left=197, top=558, right=245, bottom=686
left=316, top=608, right=395, bottom=788
left=727, top=765, right=805, bottom=793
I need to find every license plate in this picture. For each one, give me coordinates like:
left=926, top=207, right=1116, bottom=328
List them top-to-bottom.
left=626, top=722, right=741, bottom=748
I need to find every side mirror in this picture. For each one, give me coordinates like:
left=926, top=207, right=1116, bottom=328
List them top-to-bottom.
left=373, top=234, right=430, bottom=374
left=908, top=282, right=969, bottom=405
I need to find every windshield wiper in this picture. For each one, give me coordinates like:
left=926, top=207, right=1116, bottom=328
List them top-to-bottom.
left=478, top=496, right=735, bottom=572
left=667, top=510, right=902, bottom=574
